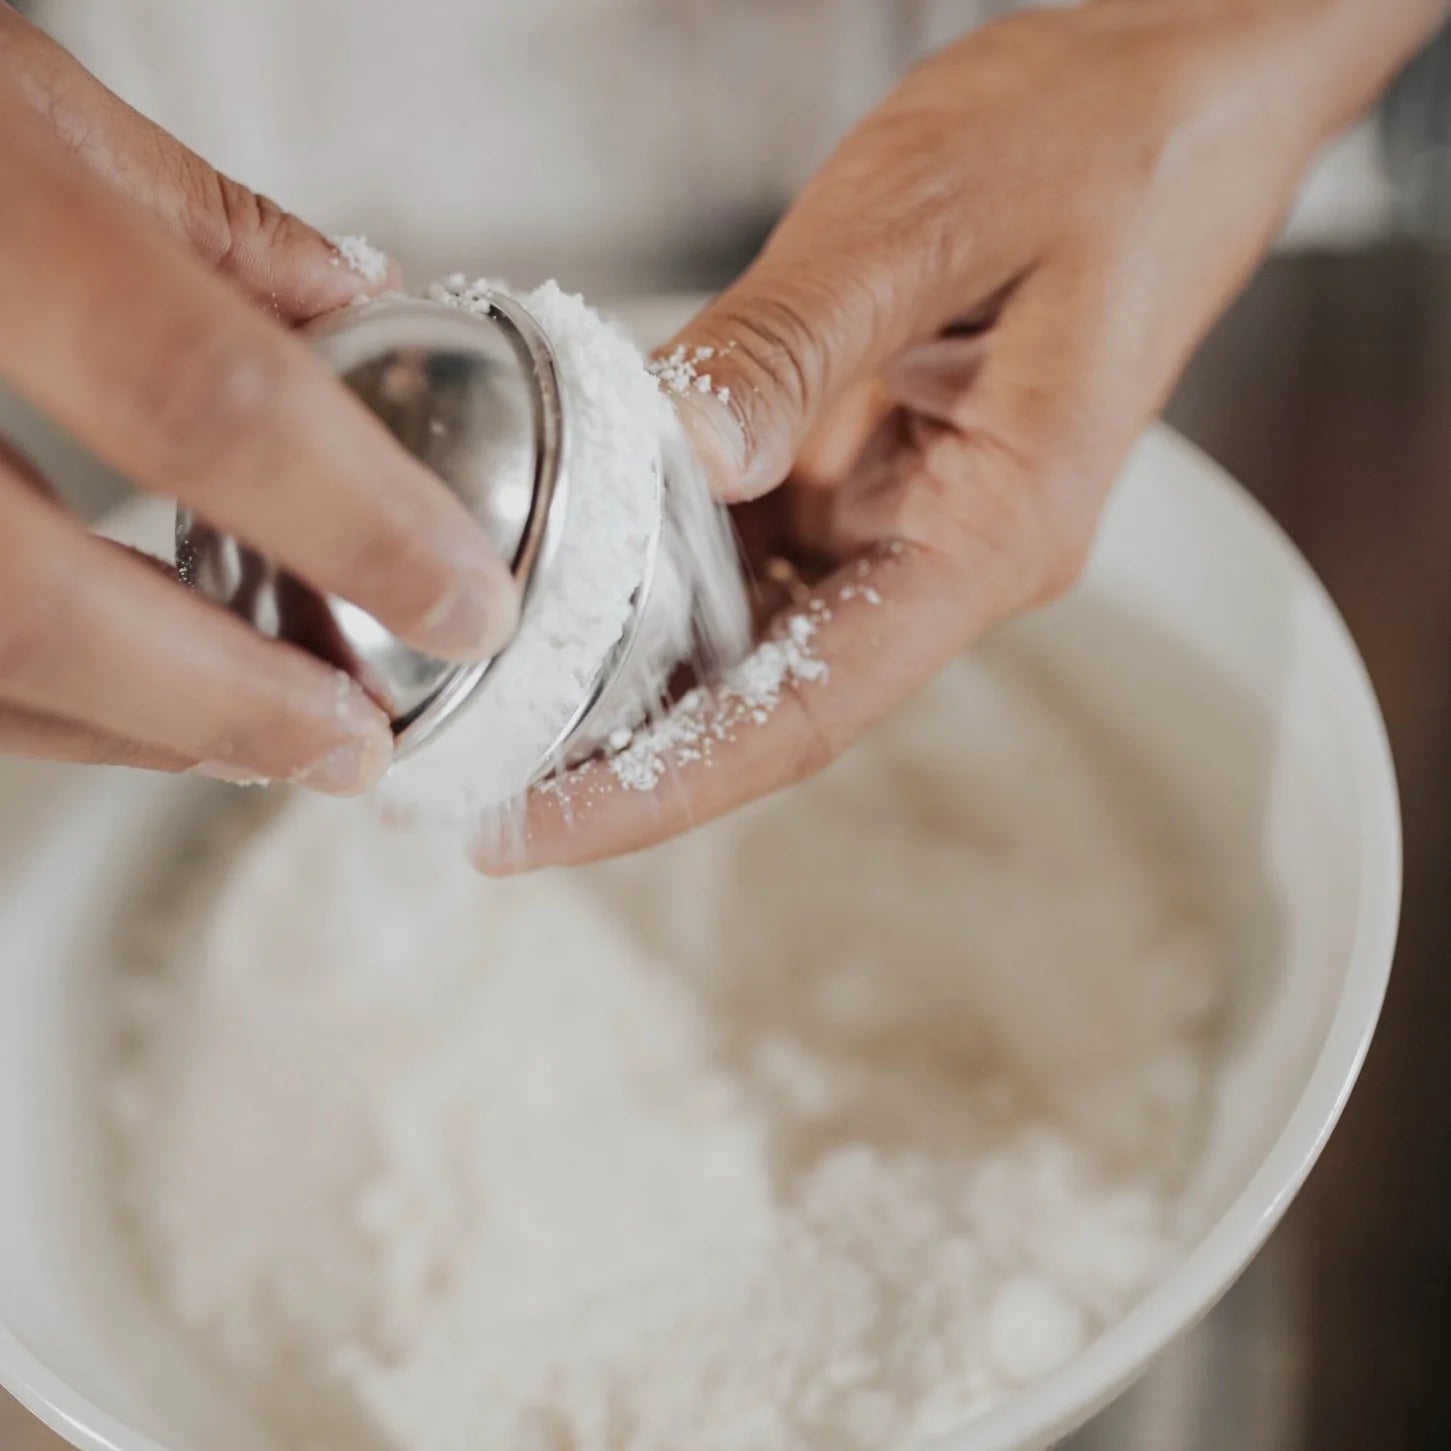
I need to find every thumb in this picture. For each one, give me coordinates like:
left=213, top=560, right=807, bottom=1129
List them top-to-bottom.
left=0, top=7, right=397, bottom=322
left=661, top=260, right=915, bottom=503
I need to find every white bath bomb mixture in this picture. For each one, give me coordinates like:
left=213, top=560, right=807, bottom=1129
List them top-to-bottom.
left=108, top=639, right=1222, bottom=1451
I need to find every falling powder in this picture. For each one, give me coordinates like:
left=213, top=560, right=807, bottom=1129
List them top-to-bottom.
left=594, top=563, right=895, bottom=793
left=604, top=610, right=829, bottom=791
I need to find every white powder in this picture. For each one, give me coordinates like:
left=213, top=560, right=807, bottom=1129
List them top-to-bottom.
left=330, top=234, right=390, bottom=285
left=377, top=279, right=746, bottom=827
left=650, top=342, right=733, bottom=407
left=591, top=562, right=895, bottom=792
left=601, top=607, right=830, bottom=792
left=109, top=646, right=1222, bottom=1451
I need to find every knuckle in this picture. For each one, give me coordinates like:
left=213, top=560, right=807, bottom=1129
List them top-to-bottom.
left=185, top=169, right=241, bottom=270
left=189, top=170, right=298, bottom=274
left=238, top=189, right=298, bottom=254
left=708, top=291, right=822, bottom=453
left=741, top=293, right=818, bottom=408
left=137, top=320, right=287, bottom=481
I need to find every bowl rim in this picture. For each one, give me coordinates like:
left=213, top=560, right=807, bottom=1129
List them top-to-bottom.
left=0, top=426, right=1402, bottom=1451
left=925, top=428, right=1402, bottom=1451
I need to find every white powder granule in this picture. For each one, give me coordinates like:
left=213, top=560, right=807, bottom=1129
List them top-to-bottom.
left=330, top=234, right=390, bottom=285
left=377, top=279, right=746, bottom=827
left=650, top=342, right=733, bottom=407
left=604, top=609, right=829, bottom=791
left=109, top=642, right=1222, bottom=1451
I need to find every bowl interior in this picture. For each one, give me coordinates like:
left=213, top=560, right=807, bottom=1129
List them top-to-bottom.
left=0, top=427, right=1399, bottom=1451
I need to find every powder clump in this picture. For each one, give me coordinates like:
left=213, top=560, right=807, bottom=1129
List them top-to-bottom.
left=330, top=234, right=390, bottom=285
left=650, top=342, right=734, bottom=407
left=605, top=610, right=829, bottom=791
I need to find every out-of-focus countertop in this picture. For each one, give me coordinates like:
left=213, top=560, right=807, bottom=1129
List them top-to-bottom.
left=5, top=248, right=1450, bottom=1450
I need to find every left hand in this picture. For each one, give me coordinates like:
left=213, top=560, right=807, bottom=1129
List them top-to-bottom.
left=480, top=0, right=1440, bottom=871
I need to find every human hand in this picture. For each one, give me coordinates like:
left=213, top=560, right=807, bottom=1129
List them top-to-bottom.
left=488, top=0, right=1441, bottom=869
left=0, top=9, right=518, bottom=792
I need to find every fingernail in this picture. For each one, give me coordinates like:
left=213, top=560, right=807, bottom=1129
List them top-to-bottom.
left=671, top=388, right=757, bottom=499
left=415, top=551, right=521, bottom=661
left=293, top=729, right=394, bottom=796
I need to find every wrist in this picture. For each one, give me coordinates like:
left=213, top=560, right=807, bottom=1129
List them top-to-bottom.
left=1125, top=0, right=1449, bottom=140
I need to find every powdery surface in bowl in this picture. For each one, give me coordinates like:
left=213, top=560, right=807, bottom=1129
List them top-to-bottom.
left=106, top=647, right=1223, bottom=1451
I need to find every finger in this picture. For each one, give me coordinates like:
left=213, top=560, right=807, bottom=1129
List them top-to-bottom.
left=0, top=7, right=398, bottom=321
left=0, top=94, right=519, bottom=663
left=656, top=129, right=1039, bottom=503
left=665, top=257, right=1014, bottom=507
left=657, top=265, right=910, bottom=507
left=791, top=377, right=896, bottom=494
left=0, top=469, right=394, bottom=794
left=472, top=541, right=1011, bottom=874
left=0, top=699, right=191, bottom=773
left=0, top=699, right=262, bottom=782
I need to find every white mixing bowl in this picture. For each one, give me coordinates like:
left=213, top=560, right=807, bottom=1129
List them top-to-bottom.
left=0, top=422, right=1399, bottom=1451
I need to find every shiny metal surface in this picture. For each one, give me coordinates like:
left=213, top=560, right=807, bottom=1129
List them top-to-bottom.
left=177, top=294, right=571, bottom=757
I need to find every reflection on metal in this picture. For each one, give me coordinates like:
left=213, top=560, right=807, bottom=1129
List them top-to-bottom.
left=176, top=294, right=572, bottom=761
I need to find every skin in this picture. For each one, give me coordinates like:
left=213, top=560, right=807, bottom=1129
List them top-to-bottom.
left=485, top=0, right=1450, bottom=872
left=0, top=2, right=1441, bottom=830
left=0, top=8, right=518, bottom=794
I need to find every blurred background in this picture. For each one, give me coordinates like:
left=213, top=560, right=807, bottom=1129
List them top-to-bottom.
left=3, top=3, right=1450, bottom=1447
left=1082, top=28, right=1451, bottom=1442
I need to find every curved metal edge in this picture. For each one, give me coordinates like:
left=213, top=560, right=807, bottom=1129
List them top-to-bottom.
left=390, top=291, right=572, bottom=760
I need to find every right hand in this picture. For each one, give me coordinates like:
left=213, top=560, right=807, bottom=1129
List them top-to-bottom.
left=0, top=9, right=518, bottom=793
